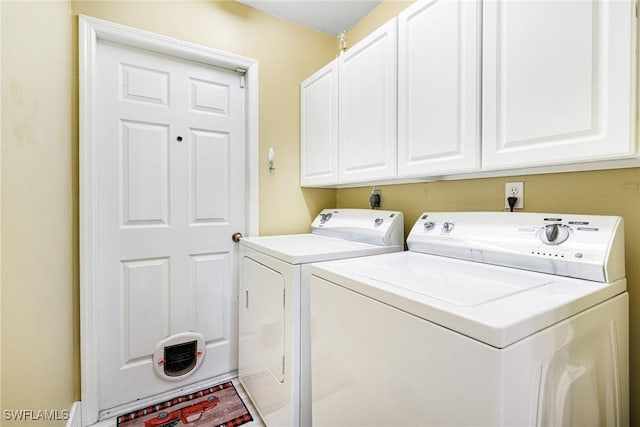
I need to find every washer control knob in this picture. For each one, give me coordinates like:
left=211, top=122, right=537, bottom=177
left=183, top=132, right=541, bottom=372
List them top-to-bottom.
left=319, top=213, right=333, bottom=224
left=374, top=218, right=384, bottom=227
left=424, top=221, right=436, bottom=231
left=442, top=222, right=455, bottom=233
left=546, top=223, right=559, bottom=242
left=538, top=224, right=570, bottom=245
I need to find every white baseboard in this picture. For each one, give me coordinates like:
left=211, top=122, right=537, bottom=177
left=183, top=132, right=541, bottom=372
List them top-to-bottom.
left=66, top=402, right=82, bottom=427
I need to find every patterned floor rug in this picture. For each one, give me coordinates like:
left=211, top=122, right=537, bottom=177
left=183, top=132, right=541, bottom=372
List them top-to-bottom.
left=117, top=381, right=253, bottom=427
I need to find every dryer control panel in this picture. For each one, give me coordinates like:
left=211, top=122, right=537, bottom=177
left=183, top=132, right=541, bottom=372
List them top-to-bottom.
left=311, top=209, right=404, bottom=247
left=407, top=212, right=624, bottom=283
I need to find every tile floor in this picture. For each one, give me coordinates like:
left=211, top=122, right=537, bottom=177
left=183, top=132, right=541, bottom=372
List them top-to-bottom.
left=91, top=379, right=265, bottom=427
left=233, top=379, right=266, bottom=427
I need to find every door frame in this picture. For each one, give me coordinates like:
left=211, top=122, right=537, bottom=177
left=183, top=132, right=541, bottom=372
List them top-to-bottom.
left=79, top=15, right=259, bottom=425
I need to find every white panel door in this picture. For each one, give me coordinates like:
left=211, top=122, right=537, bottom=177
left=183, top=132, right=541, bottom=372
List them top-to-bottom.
left=397, top=0, right=481, bottom=178
left=482, top=0, right=636, bottom=170
left=339, top=18, right=397, bottom=184
left=96, top=40, right=245, bottom=410
left=300, top=60, right=339, bottom=187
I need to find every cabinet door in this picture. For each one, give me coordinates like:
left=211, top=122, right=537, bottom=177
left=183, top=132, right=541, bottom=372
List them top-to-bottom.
left=398, top=0, right=481, bottom=178
left=483, top=0, right=636, bottom=170
left=339, top=19, right=397, bottom=184
left=300, top=60, right=339, bottom=186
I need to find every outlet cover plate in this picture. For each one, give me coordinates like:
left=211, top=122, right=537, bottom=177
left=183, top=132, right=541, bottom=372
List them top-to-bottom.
left=505, top=182, right=524, bottom=209
left=370, top=189, right=382, bottom=208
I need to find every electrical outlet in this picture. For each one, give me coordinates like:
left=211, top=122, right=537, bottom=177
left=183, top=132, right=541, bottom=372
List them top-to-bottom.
left=504, top=182, right=524, bottom=209
left=370, top=189, right=382, bottom=209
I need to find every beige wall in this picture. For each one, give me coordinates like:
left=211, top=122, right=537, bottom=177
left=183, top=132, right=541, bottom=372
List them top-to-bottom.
left=0, top=0, right=3, bottom=412
left=1, top=0, right=337, bottom=424
left=1, top=0, right=3, bottom=411
left=1, top=1, right=75, bottom=425
left=337, top=1, right=640, bottom=425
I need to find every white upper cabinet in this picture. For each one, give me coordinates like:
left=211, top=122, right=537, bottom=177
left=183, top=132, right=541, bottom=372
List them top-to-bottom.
left=300, top=0, right=636, bottom=187
left=397, top=0, right=481, bottom=178
left=482, top=0, right=636, bottom=170
left=338, top=18, right=398, bottom=184
left=300, top=60, right=339, bottom=186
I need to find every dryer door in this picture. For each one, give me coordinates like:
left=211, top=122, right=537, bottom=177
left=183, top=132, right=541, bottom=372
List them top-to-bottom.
left=240, top=257, right=286, bottom=383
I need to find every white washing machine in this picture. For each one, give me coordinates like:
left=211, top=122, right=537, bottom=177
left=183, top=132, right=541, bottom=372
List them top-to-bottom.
left=238, top=208, right=405, bottom=427
left=310, top=212, right=629, bottom=427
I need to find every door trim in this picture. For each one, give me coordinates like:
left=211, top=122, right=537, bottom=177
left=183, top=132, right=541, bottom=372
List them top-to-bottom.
left=79, top=14, right=258, bottom=425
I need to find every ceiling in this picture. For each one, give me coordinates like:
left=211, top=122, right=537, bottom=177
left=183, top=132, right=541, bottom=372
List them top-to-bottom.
left=235, top=0, right=382, bottom=36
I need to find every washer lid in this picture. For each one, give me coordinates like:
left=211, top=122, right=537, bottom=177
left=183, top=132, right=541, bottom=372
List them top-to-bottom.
left=241, top=234, right=402, bottom=264
left=310, top=251, right=626, bottom=348
left=354, top=255, right=552, bottom=307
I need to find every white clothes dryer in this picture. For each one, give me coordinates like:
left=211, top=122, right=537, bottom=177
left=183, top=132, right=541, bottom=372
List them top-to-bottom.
left=238, top=208, right=404, bottom=427
left=310, top=212, right=628, bottom=427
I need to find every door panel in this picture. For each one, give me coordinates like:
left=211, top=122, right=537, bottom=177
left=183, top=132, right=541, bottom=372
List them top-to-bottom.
left=397, top=0, right=480, bottom=177
left=482, top=0, right=635, bottom=169
left=338, top=19, right=397, bottom=184
left=96, top=40, right=245, bottom=410
left=300, top=60, right=339, bottom=186
left=121, top=63, right=170, bottom=106
left=190, top=78, right=230, bottom=115
left=121, top=120, right=170, bottom=225
left=191, top=130, right=230, bottom=223
left=191, top=253, right=228, bottom=341
left=122, top=258, right=170, bottom=363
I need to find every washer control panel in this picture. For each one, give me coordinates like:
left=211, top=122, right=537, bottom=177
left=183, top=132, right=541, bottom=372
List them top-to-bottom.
left=311, top=208, right=404, bottom=247
left=408, top=212, right=625, bottom=283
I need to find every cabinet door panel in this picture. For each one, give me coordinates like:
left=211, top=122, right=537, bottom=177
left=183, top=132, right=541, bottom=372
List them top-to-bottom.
left=398, top=0, right=481, bottom=177
left=483, top=0, right=635, bottom=169
left=339, top=19, right=397, bottom=184
left=301, top=61, right=339, bottom=186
